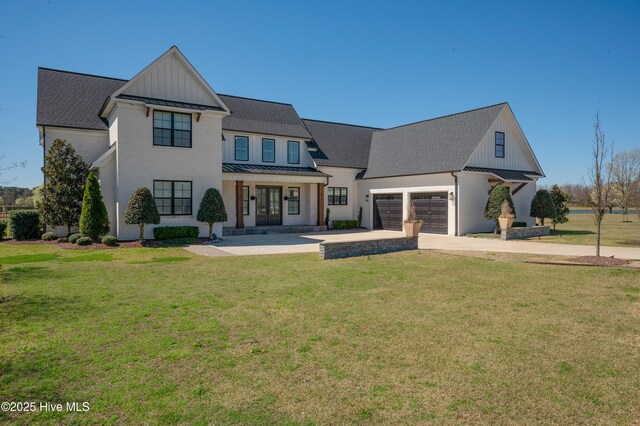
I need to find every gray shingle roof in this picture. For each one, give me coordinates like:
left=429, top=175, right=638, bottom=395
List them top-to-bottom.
left=37, top=68, right=126, bottom=130
left=219, top=95, right=311, bottom=139
left=362, top=103, right=506, bottom=179
left=301, top=119, right=380, bottom=169
left=222, top=163, right=330, bottom=177
left=463, top=166, right=540, bottom=181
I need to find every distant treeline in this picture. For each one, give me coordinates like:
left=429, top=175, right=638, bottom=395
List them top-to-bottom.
left=0, top=186, right=39, bottom=208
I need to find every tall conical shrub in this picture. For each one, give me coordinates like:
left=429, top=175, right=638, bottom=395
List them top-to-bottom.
left=79, top=172, right=110, bottom=240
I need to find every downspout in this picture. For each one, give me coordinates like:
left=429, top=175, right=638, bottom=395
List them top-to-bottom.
left=42, top=126, right=46, bottom=233
left=450, top=171, right=458, bottom=236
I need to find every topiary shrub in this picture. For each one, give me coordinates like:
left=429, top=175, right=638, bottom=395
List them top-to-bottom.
left=79, top=172, right=110, bottom=240
left=484, top=186, right=515, bottom=232
left=124, top=187, right=160, bottom=241
left=196, top=188, right=227, bottom=240
left=530, top=189, right=557, bottom=226
left=357, top=207, right=363, bottom=228
left=325, top=208, right=330, bottom=228
left=9, top=210, right=41, bottom=240
left=0, top=220, right=7, bottom=240
left=332, top=220, right=358, bottom=230
left=152, top=226, right=199, bottom=240
left=42, top=231, right=57, bottom=241
left=68, top=233, right=83, bottom=244
left=101, top=235, right=118, bottom=246
left=76, top=236, right=92, bottom=246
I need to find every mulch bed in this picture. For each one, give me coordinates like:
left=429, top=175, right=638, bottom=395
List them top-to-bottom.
left=1, top=237, right=209, bottom=250
left=567, top=256, right=628, bottom=266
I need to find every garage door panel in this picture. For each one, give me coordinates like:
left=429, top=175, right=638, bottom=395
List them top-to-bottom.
left=411, top=192, right=448, bottom=234
left=373, top=194, right=403, bottom=231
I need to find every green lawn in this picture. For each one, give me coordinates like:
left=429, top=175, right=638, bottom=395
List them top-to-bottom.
left=535, top=213, right=640, bottom=247
left=1, top=244, right=639, bottom=424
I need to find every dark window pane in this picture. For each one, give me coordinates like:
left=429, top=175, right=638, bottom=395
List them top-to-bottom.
left=235, top=136, right=249, bottom=161
left=262, top=139, right=275, bottom=162
left=288, top=141, right=299, bottom=164
left=243, top=186, right=249, bottom=215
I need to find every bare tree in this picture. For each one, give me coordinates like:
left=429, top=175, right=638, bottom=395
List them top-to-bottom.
left=586, top=113, right=614, bottom=257
left=610, top=149, right=640, bottom=221
left=0, top=156, right=27, bottom=185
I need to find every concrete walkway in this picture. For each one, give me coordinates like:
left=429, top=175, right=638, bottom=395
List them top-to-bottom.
left=184, top=230, right=640, bottom=260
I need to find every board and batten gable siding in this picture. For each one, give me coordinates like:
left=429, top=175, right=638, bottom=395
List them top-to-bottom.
left=121, top=52, right=220, bottom=107
left=110, top=102, right=224, bottom=240
left=465, top=107, right=541, bottom=173
left=222, top=132, right=314, bottom=167
left=317, top=166, right=363, bottom=222
left=356, top=173, right=456, bottom=235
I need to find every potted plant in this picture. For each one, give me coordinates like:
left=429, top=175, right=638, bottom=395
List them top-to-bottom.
left=498, top=200, right=515, bottom=230
left=403, top=201, right=423, bottom=237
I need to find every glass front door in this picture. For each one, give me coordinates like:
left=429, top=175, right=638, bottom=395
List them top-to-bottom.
left=255, top=186, right=282, bottom=226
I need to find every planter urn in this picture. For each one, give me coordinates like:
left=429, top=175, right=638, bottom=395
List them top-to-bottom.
left=498, top=216, right=514, bottom=230
left=403, top=221, right=422, bottom=237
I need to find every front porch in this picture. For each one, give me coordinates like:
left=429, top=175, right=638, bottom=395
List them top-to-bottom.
left=221, top=163, right=330, bottom=231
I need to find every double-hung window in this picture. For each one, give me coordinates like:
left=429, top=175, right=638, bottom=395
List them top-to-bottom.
left=153, top=111, right=192, bottom=147
left=495, top=131, right=505, bottom=158
left=235, top=136, right=249, bottom=161
left=262, top=138, right=275, bottom=163
left=287, top=141, right=300, bottom=164
left=153, top=180, right=192, bottom=215
left=243, top=186, right=250, bottom=215
left=288, top=187, right=300, bottom=215
left=327, top=187, right=348, bottom=205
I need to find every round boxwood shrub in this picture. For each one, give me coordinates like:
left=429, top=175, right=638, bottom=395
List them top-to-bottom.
left=42, top=231, right=57, bottom=241
left=68, top=233, right=83, bottom=244
left=101, top=235, right=118, bottom=246
left=76, top=236, right=92, bottom=246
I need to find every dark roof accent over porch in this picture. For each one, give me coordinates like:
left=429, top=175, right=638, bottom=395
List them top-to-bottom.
left=116, top=94, right=225, bottom=111
left=222, top=163, right=330, bottom=177
left=463, top=166, right=541, bottom=181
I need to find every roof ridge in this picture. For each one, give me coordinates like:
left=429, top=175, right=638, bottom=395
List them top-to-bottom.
left=38, top=67, right=129, bottom=82
left=218, top=93, right=294, bottom=107
left=383, top=102, right=508, bottom=131
left=302, top=118, right=382, bottom=130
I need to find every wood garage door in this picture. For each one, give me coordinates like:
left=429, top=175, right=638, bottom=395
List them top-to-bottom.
left=411, top=192, right=448, bottom=234
left=373, top=193, right=403, bottom=231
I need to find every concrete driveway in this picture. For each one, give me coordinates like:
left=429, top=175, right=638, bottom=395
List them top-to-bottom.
left=185, top=230, right=640, bottom=260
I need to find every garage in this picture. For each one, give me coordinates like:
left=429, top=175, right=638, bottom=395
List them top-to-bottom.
left=411, top=192, right=448, bottom=234
left=373, top=193, right=403, bottom=230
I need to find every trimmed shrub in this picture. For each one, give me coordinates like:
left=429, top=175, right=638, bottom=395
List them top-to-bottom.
left=79, top=172, right=110, bottom=240
left=484, top=186, right=515, bottom=232
left=124, top=187, right=160, bottom=241
left=196, top=188, right=227, bottom=240
left=530, top=189, right=557, bottom=226
left=357, top=207, right=363, bottom=228
left=325, top=208, right=330, bottom=228
left=9, top=210, right=41, bottom=240
left=0, top=220, right=7, bottom=239
left=332, top=220, right=358, bottom=230
left=512, top=221, right=528, bottom=228
left=153, top=226, right=199, bottom=240
left=42, top=232, right=57, bottom=241
left=68, top=233, right=83, bottom=244
left=102, top=235, right=118, bottom=246
left=76, top=236, right=92, bottom=246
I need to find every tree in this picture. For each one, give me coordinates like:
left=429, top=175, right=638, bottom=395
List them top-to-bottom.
left=586, top=113, right=614, bottom=257
left=38, top=139, right=89, bottom=236
left=610, top=149, right=640, bottom=221
left=79, top=173, right=110, bottom=240
left=484, top=185, right=516, bottom=232
left=549, top=185, right=570, bottom=230
left=124, top=187, right=160, bottom=241
left=196, top=188, right=227, bottom=239
left=530, top=189, right=557, bottom=226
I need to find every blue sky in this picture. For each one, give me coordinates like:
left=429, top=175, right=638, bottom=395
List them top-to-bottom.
left=1, top=0, right=638, bottom=188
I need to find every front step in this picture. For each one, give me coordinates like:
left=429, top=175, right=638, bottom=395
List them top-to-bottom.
left=222, top=225, right=327, bottom=236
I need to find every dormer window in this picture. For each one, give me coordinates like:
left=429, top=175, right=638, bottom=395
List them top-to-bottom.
left=153, top=111, right=192, bottom=147
left=495, top=131, right=505, bottom=158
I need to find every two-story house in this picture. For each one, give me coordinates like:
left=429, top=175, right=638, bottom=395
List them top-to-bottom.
left=36, top=46, right=544, bottom=240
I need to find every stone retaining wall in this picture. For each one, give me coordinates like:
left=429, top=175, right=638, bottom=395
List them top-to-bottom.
left=501, top=226, right=550, bottom=240
left=319, top=237, right=418, bottom=260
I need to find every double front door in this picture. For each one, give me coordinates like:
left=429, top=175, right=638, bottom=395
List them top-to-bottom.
left=255, top=186, right=282, bottom=226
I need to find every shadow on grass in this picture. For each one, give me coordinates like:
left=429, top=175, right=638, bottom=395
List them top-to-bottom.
left=549, top=230, right=595, bottom=236
left=0, top=253, right=60, bottom=265
left=0, top=266, right=56, bottom=282
left=0, top=292, right=85, bottom=322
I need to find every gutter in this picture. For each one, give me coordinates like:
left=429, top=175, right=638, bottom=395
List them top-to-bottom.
left=42, top=126, right=46, bottom=233
left=450, top=171, right=458, bottom=236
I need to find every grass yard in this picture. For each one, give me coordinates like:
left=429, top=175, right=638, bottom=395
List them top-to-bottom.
left=534, top=213, right=640, bottom=247
left=1, top=243, right=639, bottom=424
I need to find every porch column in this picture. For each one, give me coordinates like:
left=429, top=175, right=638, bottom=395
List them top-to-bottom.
left=235, top=180, right=244, bottom=229
left=316, top=183, right=325, bottom=226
